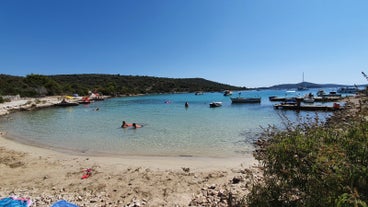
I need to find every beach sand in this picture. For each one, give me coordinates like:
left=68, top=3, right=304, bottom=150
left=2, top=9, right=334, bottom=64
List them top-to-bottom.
left=0, top=97, right=260, bottom=206
left=0, top=134, right=259, bottom=206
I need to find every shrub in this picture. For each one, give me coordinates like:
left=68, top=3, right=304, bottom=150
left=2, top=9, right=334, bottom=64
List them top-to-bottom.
left=247, top=103, right=368, bottom=207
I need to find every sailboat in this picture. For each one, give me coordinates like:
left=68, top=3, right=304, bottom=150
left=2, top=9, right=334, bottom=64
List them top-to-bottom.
left=297, top=72, right=308, bottom=91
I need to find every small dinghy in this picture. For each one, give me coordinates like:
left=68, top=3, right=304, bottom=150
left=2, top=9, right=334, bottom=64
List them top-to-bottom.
left=209, top=102, right=222, bottom=107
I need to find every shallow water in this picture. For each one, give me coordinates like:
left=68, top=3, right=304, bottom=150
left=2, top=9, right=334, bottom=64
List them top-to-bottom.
left=0, top=89, right=338, bottom=158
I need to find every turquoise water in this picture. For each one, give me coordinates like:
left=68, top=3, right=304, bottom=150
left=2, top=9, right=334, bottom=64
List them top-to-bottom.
left=0, top=89, right=338, bottom=158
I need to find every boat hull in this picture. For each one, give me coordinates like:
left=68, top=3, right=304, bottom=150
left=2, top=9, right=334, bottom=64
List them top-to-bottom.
left=230, top=97, right=261, bottom=103
left=54, top=102, right=79, bottom=107
left=209, top=102, right=222, bottom=107
left=273, top=103, right=340, bottom=111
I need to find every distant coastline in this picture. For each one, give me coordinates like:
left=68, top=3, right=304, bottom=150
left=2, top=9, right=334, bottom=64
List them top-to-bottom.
left=2, top=74, right=365, bottom=101
left=267, top=81, right=367, bottom=90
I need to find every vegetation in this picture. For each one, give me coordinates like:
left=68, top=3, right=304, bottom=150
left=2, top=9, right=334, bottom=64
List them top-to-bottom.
left=0, top=74, right=245, bottom=97
left=246, top=96, right=368, bottom=207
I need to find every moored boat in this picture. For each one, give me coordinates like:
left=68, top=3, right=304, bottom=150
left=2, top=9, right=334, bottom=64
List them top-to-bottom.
left=337, top=87, right=358, bottom=94
left=223, top=90, right=232, bottom=96
left=269, top=90, right=298, bottom=102
left=315, top=90, right=342, bottom=102
left=317, top=90, right=342, bottom=98
left=302, top=93, right=315, bottom=103
left=269, top=96, right=288, bottom=102
left=314, top=96, right=342, bottom=102
left=78, top=97, right=92, bottom=104
left=230, top=97, right=261, bottom=103
left=54, top=99, right=79, bottom=107
left=209, top=102, right=222, bottom=107
left=274, top=103, right=341, bottom=111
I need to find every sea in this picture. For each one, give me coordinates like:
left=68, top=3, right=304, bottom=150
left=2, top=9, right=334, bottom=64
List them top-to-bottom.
left=0, top=88, right=344, bottom=158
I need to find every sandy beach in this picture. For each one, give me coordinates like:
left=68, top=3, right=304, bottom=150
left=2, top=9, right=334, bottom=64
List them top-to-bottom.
left=0, top=97, right=260, bottom=206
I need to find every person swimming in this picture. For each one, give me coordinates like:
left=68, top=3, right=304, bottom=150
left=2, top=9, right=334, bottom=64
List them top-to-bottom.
left=121, top=121, right=132, bottom=128
left=132, top=123, right=142, bottom=128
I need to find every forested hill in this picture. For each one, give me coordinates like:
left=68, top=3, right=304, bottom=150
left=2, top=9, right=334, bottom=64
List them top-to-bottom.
left=0, top=74, right=245, bottom=97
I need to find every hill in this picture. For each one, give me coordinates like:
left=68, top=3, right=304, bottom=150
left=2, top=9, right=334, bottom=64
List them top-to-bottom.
left=0, top=74, right=245, bottom=97
left=267, top=81, right=361, bottom=90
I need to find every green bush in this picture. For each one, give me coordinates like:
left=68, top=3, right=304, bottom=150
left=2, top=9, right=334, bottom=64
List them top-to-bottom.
left=247, top=104, right=368, bottom=207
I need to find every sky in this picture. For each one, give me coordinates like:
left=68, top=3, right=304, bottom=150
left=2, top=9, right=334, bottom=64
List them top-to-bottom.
left=0, top=0, right=368, bottom=88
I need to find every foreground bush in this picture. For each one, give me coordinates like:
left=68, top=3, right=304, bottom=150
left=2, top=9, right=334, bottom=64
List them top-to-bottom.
left=247, top=99, right=368, bottom=207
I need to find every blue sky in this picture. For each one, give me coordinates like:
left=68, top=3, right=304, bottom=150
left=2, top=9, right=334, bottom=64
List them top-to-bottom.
left=0, top=0, right=367, bottom=87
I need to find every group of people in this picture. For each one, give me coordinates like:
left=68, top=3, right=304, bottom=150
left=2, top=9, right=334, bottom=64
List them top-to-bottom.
left=121, top=121, right=142, bottom=129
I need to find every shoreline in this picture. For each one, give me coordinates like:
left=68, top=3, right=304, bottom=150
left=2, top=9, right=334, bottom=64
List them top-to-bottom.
left=1, top=94, right=359, bottom=206
left=0, top=96, right=260, bottom=206
left=0, top=96, right=61, bottom=116
left=0, top=133, right=259, bottom=206
left=0, top=133, right=256, bottom=171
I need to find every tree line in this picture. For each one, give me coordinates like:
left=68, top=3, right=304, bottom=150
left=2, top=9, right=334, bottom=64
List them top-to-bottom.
left=0, top=74, right=245, bottom=98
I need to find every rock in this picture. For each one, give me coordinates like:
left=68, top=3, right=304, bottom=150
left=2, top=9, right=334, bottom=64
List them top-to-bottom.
left=182, top=167, right=190, bottom=173
left=232, top=176, right=242, bottom=184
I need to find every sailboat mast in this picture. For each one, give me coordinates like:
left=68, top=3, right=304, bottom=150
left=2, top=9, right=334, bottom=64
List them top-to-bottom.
left=297, top=72, right=307, bottom=91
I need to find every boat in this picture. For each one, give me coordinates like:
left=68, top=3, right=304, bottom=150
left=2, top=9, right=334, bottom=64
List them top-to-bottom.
left=297, top=72, right=308, bottom=91
left=297, top=86, right=308, bottom=91
left=337, top=87, right=358, bottom=94
left=223, top=90, right=232, bottom=96
left=269, top=90, right=298, bottom=102
left=315, top=90, right=342, bottom=102
left=316, top=90, right=342, bottom=98
left=195, top=91, right=204, bottom=95
left=89, top=92, right=105, bottom=101
left=302, top=93, right=315, bottom=103
left=269, top=95, right=299, bottom=102
left=269, top=96, right=288, bottom=102
left=314, top=96, right=342, bottom=102
left=78, top=97, right=92, bottom=104
left=90, top=97, right=105, bottom=101
left=230, top=97, right=261, bottom=103
left=273, top=98, right=341, bottom=111
left=54, top=99, right=79, bottom=107
left=79, top=100, right=91, bottom=104
left=209, top=102, right=222, bottom=107
left=274, top=103, right=341, bottom=111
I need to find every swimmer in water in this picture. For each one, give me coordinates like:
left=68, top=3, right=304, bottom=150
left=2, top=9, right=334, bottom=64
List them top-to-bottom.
left=121, top=121, right=132, bottom=128
left=132, top=123, right=142, bottom=128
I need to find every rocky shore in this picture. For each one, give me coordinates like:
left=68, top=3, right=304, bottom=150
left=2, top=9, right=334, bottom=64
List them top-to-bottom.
left=0, top=96, right=61, bottom=116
